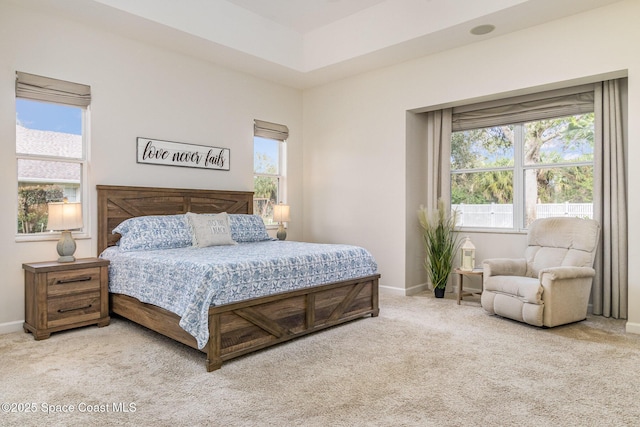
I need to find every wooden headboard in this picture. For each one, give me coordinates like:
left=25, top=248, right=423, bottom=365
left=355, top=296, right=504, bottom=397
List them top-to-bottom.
left=97, top=185, right=253, bottom=254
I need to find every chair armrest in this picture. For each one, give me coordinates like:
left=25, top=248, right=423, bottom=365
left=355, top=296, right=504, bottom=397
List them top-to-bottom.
left=483, top=258, right=527, bottom=277
left=539, top=266, right=596, bottom=281
left=539, top=266, right=596, bottom=326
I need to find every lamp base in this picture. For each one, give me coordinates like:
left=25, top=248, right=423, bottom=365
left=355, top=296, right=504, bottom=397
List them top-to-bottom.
left=276, top=223, right=287, bottom=240
left=56, top=230, right=77, bottom=263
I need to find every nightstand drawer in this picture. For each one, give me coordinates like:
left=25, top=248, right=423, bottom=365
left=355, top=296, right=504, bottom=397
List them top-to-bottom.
left=47, top=267, right=101, bottom=297
left=47, top=291, right=102, bottom=328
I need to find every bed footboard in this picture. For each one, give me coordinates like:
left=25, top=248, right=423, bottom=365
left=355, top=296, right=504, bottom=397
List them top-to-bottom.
left=110, top=274, right=379, bottom=372
left=205, top=274, right=380, bottom=371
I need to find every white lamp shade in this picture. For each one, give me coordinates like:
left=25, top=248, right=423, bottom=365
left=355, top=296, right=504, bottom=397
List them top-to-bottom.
left=47, top=201, right=83, bottom=231
left=273, top=204, right=290, bottom=222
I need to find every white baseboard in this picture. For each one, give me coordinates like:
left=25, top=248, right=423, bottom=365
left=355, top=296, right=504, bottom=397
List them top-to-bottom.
left=404, top=282, right=430, bottom=296
left=379, top=283, right=430, bottom=296
left=380, top=283, right=484, bottom=296
left=379, top=285, right=409, bottom=296
left=0, top=320, right=24, bottom=335
left=625, top=321, right=640, bottom=335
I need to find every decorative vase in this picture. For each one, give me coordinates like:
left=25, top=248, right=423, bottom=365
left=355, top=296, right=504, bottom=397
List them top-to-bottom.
left=434, top=287, right=445, bottom=298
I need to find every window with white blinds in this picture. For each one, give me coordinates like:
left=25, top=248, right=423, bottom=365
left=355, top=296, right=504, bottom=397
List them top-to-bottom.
left=16, top=72, right=90, bottom=237
left=450, top=84, right=595, bottom=230
left=253, top=119, right=288, bottom=226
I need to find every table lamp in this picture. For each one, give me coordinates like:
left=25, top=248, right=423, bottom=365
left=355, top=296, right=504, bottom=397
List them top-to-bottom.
left=47, top=199, right=83, bottom=262
left=273, top=202, right=290, bottom=240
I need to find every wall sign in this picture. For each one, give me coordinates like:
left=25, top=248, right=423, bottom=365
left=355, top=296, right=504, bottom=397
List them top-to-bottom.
left=136, top=137, right=230, bottom=171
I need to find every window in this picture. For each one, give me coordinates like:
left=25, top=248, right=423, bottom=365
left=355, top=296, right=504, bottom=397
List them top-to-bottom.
left=15, top=72, right=90, bottom=237
left=450, top=87, right=595, bottom=230
left=253, top=120, right=288, bottom=225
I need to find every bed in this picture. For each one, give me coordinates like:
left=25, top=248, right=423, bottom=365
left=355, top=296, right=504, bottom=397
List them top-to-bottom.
left=97, top=185, right=380, bottom=371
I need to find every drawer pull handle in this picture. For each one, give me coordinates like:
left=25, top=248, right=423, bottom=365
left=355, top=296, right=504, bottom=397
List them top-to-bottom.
left=56, top=276, right=92, bottom=284
left=57, top=304, right=92, bottom=313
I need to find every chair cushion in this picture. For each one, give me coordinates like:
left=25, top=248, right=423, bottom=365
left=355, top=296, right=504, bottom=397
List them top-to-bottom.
left=525, top=217, right=600, bottom=277
left=527, top=217, right=599, bottom=251
left=484, top=275, right=543, bottom=304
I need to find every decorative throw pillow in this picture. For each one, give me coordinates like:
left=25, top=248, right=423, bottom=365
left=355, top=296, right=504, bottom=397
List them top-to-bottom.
left=185, top=212, right=237, bottom=248
left=113, top=214, right=192, bottom=252
left=228, top=214, right=273, bottom=242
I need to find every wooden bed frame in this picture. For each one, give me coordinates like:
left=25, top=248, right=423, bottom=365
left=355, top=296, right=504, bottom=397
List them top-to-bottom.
left=97, top=185, right=380, bottom=371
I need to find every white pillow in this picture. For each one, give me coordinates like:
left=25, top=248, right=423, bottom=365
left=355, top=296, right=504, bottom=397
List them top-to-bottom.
left=185, top=212, right=237, bottom=248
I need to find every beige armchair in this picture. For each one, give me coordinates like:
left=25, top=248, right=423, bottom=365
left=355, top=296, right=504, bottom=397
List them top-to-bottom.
left=481, top=217, right=600, bottom=327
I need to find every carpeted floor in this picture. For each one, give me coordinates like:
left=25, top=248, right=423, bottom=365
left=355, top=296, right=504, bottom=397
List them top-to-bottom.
left=1, top=291, right=639, bottom=427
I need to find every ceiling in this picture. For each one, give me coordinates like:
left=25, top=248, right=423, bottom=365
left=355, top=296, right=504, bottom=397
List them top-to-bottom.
left=13, top=0, right=622, bottom=89
left=226, top=0, right=390, bottom=34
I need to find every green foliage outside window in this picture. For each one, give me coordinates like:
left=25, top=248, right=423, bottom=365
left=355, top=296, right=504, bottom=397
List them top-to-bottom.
left=451, top=114, right=594, bottom=215
left=253, top=150, right=280, bottom=223
left=17, top=185, right=64, bottom=234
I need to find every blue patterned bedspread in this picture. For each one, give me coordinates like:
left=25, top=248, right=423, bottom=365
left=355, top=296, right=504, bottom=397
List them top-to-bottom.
left=100, top=241, right=378, bottom=349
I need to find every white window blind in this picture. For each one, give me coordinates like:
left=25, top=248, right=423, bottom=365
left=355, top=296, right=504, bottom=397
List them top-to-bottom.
left=452, top=84, right=595, bottom=132
left=254, top=119, right=289, bottom=141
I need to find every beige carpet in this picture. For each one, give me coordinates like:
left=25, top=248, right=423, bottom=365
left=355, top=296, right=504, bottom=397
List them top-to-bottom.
left=1, top=292, right=639, bottom=427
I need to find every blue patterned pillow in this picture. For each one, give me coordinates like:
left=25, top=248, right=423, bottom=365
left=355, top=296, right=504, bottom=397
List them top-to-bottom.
left=113, top=214, right=192, bottom=251
left=228, top=214, right=273, bottom=242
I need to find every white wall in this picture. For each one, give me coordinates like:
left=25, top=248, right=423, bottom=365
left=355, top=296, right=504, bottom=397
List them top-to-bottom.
left=302, top=0, right=640, bottom=332
left=0, top=2, right=302, bottom=332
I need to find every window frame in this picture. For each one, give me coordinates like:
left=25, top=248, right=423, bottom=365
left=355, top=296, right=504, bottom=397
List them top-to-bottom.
left=15, top=98, right=90, bottom=242
left=451, top=117, right=595, bottom=232
left=253, top=135, right=287, bottom=228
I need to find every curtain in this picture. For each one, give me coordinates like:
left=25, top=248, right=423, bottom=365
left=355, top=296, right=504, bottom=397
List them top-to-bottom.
left=593, top=79, right=628, bottom=318
left=425, top=108, right=452, bottom=211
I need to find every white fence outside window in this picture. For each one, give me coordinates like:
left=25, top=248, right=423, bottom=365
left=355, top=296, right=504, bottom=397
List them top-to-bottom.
left=453, top=202, right=593, bottom=228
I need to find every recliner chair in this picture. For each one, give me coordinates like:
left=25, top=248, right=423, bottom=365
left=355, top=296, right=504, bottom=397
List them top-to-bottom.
left=481, top=217, right=600, bottom=327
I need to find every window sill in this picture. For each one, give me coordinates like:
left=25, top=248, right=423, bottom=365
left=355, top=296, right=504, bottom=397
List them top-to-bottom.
left=265, top=224, right=283, bottom=230
left=456, top=227, right=527, bottom=235
left=15, top=232, right=90, bottom=243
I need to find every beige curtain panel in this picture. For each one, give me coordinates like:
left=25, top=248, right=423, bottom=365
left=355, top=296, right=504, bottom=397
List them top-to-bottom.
left=593, top=78, right=628, bottom=319
left=425, top=108, right=452, bottom=213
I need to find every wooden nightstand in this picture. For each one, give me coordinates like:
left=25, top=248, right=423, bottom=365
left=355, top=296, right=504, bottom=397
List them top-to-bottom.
left=23, top=258, right=110, bottom=340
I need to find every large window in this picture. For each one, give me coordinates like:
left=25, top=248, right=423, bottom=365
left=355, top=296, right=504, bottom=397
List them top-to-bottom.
left=15, top=72, right=90, bottom=237
left=450, top=87, right=594, bottom=230
left=253, top=120, right=288, bottom=225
